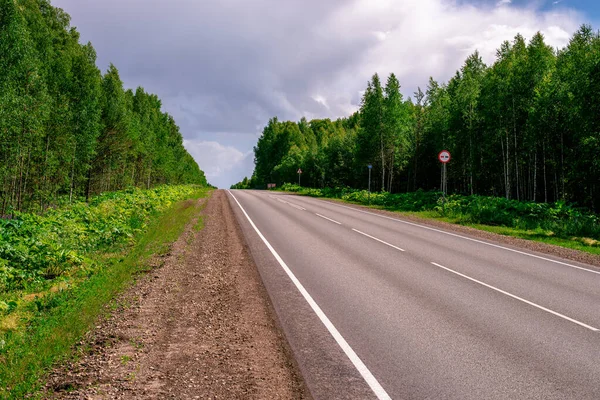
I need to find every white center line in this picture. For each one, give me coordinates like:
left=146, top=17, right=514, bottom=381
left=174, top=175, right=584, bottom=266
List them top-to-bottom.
left=227, top=190, right=391, bottom=400
left=274, top=197, right=306, bottom=211
left=315, top=200, right=600, bottom=275
left=288, top=202, right=307, bottom=211
left=316, top=213, right=342, bottom=225
left=353, top=229, right=405, bottom=252
left=430, top=262, right=599, bottom=332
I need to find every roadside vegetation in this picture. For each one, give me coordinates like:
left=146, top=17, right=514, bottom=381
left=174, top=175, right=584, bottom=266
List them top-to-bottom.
left=1, top=0, right=207, bottom=216
left=0, top=1, right=215, bottom=397
left=233, top=25, right=600, bottom=216
left=279, top=184, right=600, bottom=255
left=0, top=185, right=210, bottom=398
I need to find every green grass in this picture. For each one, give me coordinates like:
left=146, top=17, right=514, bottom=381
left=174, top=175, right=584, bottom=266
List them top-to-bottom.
left=0, top=188, right=211, bottom=399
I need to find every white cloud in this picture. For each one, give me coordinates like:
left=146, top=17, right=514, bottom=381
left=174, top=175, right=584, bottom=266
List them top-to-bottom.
left=54, top=0, right=586, bottom=187
left=316, top=0, right=582, bottom=110
left=183, top=140, right=252, bottom=188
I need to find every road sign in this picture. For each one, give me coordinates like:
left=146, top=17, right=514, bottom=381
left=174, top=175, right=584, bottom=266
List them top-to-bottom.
left=438, top=150, right=451, bottom=164
left=367, top=164, right=372, bottom=169
left=297, top=169, right=302, bottom=174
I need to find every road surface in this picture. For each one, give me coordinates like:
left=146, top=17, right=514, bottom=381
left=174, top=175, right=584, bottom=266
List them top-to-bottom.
left=227, top=190, right=600, bottom=400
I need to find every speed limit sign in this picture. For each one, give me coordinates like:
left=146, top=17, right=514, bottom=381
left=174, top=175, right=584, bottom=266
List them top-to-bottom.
left=438, top=150, right=451, bottom=163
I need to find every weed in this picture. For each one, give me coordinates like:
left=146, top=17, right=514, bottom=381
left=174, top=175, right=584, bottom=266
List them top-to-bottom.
left=0, top=186, right=210, bottom=398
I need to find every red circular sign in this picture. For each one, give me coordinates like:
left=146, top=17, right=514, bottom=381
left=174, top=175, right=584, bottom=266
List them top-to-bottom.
left=438, top=150, right=451, bottom=163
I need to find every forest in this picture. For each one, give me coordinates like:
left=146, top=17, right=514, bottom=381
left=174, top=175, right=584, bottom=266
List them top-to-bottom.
left=0, top=0, right=207, bottom=215
left=234, top=26, right=600, bottom=213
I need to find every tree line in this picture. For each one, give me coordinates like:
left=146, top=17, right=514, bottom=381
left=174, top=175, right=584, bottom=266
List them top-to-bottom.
left=0, top=0, right=207, bottom=214
left=233, top=25, right=600, bottom=212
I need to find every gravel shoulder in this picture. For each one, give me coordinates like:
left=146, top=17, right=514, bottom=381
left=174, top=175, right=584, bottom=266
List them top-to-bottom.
left=44, top=190, right=309, bottom=399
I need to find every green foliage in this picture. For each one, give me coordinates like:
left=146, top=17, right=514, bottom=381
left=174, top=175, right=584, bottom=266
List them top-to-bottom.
left=0, top=1, right=207, bottom=214
left=252, top=25, right=600, bottom=216
left=280, top=184, right=600, bottom=241
left=0, top=185, right=200, bottom=292
left=0, top=186, right=209, bottom=398
left=438, top=196, right=600, bottom=238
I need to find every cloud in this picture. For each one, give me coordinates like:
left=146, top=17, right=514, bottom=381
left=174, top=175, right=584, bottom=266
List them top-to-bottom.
left=53, top=0, right=585, bottom=187
left=183, top=140, right=253, bottom=188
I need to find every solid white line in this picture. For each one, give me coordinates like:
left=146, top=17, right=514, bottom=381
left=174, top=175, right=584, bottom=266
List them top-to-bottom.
left=227, top=190, right=391, bottom=400
left=314, top=200, right=600, bottom=276
left=316, top=213, right=342, bottom=225
left=352, top=229, right=405, bottom=252
left=430, top=262, right=599, bottom=332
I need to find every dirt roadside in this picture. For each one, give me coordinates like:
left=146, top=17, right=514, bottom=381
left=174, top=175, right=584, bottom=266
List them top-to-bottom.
left=43, top=190, right=309, bottom=399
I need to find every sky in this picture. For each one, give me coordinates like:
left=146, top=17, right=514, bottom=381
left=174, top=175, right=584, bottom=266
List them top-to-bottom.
left=52, top=0, right=598, bottom=188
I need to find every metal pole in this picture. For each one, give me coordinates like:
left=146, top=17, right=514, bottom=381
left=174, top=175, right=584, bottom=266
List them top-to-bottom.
left=443, top=163, right=447, bottom=200
left=368, top=167, right=371, bottom=205
left=298, top=173, right=301, bottom=186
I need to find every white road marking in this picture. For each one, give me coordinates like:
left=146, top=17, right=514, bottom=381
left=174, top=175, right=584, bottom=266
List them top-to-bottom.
left=227, top=190, right=392, bottom=400
left=274, top=196, right=306, bottom=211
left=313, top=200, right=600, bottom=276
left=288, top=202, right=307, bottom=211
left=316, top=213, right=342, bottom=225
left=352, top=229, right=405, bottom=252
left=430, top=262, right=599, bottom=332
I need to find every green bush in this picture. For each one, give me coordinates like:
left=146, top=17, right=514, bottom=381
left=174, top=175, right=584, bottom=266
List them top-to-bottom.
left=0, top=185, right=199, bottom=292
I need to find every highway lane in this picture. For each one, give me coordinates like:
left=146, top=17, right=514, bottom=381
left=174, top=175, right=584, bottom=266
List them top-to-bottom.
left=227, top=189, right=600, bottom=399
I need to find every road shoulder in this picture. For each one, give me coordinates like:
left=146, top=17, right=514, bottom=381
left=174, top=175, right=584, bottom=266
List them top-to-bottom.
left=43, top=190, right=308, bottom=399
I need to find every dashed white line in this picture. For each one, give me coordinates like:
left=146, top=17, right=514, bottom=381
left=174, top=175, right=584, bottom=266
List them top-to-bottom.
left=227, top=190, right=392, bottom=400
left=274, top=196, right=306, bottom=211
left=309, top=200, right=600, bottom=276
left=288, top=203, right=307, bottom=211
left=316, top=213, right=342, bottom=225
left=352, top=229, right=405, bottom=252
left=430, top=262, right=599, bottom=332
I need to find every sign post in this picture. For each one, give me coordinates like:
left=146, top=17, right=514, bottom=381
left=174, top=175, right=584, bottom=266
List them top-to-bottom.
left=438, top=150, right=451, bottom=201
left=367, top=164, right=372, bottom=205
left=297, top=168, right=302, bottom=186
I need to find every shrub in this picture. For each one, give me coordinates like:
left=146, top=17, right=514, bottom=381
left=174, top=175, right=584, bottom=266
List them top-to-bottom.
left=0, top=185, right=199, bottom=291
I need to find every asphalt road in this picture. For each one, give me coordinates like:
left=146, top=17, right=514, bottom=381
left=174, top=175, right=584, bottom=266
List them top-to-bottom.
left=227, top=189, right=600, bottom=400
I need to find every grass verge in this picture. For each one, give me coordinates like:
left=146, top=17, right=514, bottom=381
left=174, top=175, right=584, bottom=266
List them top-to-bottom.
left=0, top=188, right=211, bottom=399
left=408, top=211, right=600, bottom=255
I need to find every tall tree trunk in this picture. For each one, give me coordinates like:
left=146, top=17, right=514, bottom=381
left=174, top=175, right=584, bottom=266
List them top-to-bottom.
left=512, top=97, right=519, bottom=201
left=503, top=129, right=511, bottom=199
left=560, top=131, right=565, bottom=200
left=40, top=134, right=50, bottom=212
left=380, top=137, right=385, bottom=192
left=543, top=141, right=547, bottom=203
left=21, top=142, right=32, bottom=211
left=70, top=143, right=77, bottom=203
left=533, top=151, right=537, bottom=202
left=388, top=152, right=394, bottom=192
left=147, top=164, right=152, bottom=189
left=86, top=167, right=92, bottom=202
